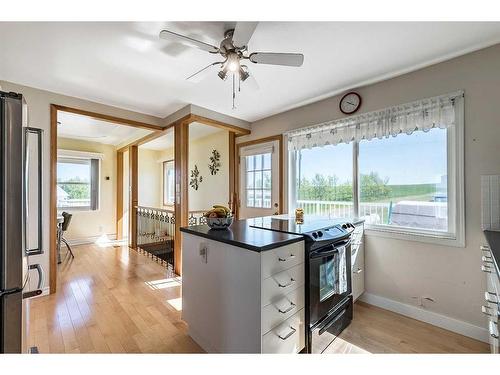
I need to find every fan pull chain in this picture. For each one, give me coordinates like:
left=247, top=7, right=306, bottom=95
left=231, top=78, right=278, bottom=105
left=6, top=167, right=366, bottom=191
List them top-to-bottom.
left=232, top=73, right=236, bottom=109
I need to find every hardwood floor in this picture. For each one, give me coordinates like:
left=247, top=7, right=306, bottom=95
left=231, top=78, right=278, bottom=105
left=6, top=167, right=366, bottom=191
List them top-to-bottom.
left=28, top=242, right=203, bottom=353
left=28, top=243, right=489, bottom=354
left=325, top=301, right=489, bottom=354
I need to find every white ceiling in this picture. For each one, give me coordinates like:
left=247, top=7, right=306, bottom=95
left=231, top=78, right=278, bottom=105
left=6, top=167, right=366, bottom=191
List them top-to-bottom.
left=2, top=22, right=500, bottom=122
left=57, top=111, right=152, bottom=145
left=140, top=122, right=224, bottom=151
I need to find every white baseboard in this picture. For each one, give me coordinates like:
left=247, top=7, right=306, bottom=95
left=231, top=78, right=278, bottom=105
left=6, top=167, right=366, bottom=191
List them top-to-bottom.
left=65, top=233, right=117, bottom=246
left=359, top=292, right=489, bottom=343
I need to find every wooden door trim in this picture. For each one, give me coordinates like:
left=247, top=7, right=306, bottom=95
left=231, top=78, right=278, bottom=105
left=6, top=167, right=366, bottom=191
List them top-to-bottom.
left=51, top=104, right=163, bottom=131
left=49, top=105, right=58, bottom=294
left=189, top=114, right=250, bottom=135
left=174, top=120, right=189, bottom=275
left=235, top=135, right=284, bottom=219
left=129, top=146, right=138, bottom=249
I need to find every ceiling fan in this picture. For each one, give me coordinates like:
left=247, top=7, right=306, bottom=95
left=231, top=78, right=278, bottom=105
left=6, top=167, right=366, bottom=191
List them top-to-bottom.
left=159, top=22, right=304, bottom=108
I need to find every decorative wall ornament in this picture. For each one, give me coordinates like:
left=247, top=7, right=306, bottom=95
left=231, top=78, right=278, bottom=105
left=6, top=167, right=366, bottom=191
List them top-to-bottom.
left=208, top=149, right=221, bottom=175
left=189, top=165, right=203, bottom=190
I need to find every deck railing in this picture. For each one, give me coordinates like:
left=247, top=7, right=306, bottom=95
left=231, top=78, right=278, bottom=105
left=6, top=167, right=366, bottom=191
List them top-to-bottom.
left=296, top=200, right=391, bottom=224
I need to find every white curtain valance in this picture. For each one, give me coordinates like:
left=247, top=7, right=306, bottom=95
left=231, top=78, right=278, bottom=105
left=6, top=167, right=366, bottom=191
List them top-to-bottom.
left=287, top=91, right=464, bottom=151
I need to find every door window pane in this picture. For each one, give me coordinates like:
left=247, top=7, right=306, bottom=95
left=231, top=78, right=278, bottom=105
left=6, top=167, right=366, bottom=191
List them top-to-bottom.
left=359, top=128, right=448, bottom=231
left=244, top=152, right=272, bottom=208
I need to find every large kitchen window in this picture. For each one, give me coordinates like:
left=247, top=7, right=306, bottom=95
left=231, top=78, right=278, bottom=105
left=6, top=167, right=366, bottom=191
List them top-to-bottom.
left=287, top=92, right=464, bottom=246
left=57, top=156, right=100, bottom=210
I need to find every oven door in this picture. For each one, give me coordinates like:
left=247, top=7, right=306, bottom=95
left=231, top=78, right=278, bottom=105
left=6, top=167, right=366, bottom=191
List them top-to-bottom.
left=308, top=239, right=351, bottom=326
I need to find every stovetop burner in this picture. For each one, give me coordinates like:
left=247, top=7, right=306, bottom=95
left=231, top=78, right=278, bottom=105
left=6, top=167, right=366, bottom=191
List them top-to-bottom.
left=248, top=215, right=354, bottom=244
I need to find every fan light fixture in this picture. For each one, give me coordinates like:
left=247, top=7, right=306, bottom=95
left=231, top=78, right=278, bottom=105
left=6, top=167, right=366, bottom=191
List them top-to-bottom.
left=159, top=22, right=304, bottom=109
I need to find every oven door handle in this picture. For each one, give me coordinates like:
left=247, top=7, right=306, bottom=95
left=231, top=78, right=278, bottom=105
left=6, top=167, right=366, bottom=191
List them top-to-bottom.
left=310, top=240, right=351, bottom=259
left=319, top=307, right=348, bottom=335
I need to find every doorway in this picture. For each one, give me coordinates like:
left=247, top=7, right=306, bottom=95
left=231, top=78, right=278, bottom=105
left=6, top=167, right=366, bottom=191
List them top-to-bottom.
left=49, top=105, right=161, bottom=294
left=236, top=135, right=284, bottom=219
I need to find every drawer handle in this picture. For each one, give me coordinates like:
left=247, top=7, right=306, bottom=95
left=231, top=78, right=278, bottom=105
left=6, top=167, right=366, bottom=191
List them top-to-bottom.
left=480, top=245, right=491, bottom=251
left=278, top=254, right=296, bottom=262
left=482, top=256, right=494, bottom=264
left=481, top=265, right=493, bottom=274
left=353, top=268, right=363, bottom=274
left=278, top=278, right=295, bottom=288
left=485, top=291, right=498, bottom=304
left=278, top=301, right=296, bottom=314
left=482, top=305, right=492, bottom=316
left=489, top=321, right=499, bottom=339
left=278, top=326, right=296, bottom=341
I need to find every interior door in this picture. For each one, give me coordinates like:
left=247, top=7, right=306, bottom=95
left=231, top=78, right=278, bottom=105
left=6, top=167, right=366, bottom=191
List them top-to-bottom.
left=239, top=140, right=280, bottom=219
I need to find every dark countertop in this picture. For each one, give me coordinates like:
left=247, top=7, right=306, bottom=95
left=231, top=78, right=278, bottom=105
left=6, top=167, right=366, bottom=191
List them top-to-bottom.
left=180, top=219, right=304, bottom=252
left=484, top=230, right=500, bottom=277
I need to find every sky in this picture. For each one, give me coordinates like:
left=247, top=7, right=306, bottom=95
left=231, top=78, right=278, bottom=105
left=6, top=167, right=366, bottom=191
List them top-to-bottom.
left=298, top=128, right=447, bottom=185
left=57, top=161, right=91, bottom=182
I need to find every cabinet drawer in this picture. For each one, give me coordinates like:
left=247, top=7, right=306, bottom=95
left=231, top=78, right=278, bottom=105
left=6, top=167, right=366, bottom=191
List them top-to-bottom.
left=261, top=242, right=305, bottom=279
left=261, top=263, right=305, bottom=307
left=261, top=285, right=305, bottom=335
left=262, top=308, right=305, bottom=354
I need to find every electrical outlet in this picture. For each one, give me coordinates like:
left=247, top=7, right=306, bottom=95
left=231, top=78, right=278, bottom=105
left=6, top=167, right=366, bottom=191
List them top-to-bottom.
left=199, top=243, right=208, bottom=263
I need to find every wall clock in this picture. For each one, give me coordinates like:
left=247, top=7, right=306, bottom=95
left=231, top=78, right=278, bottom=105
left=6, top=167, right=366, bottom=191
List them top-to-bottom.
left=339, top=92, right=362, bottom=115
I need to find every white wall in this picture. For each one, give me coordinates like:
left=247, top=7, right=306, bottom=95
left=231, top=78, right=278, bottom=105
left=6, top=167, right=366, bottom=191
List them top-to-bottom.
left=241, top=44, right=500, bottom=333
left=0, top=80, right=162, bottom=292
left=189, top=128, right=230, bottom=212
left=57, top=137, right=117, bottom=242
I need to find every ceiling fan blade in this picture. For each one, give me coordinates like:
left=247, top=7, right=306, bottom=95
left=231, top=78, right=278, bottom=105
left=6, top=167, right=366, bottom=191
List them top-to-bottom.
left=232, top=22, right=258, bottom=48
left=159, top=30, right=219, bottom=53
left=249, top=52, right=304, bottom=67
left=186, top=62, right=221, bottom=83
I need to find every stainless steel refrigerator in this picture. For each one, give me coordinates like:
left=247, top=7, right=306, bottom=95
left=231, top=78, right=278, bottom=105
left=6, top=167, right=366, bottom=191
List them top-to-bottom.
left=0, top=91, right=44, bottom=353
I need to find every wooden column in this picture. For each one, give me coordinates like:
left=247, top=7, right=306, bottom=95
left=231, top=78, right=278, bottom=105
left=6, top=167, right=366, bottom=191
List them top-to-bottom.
left=174, top=120, right=189, bottom=276
left=228, top=132, right=237, bottom=215
left=129, top=145, right=138, bottom=249
left=116, top=150, right=124, bottom=240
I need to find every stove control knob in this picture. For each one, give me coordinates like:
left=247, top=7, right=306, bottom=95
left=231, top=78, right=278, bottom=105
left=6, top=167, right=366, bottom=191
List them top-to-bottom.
left=342, top=224, right=348, bottom=229
left=317, top=231, right=323, bottom=237
left=311, top=232, right=318, bottom=239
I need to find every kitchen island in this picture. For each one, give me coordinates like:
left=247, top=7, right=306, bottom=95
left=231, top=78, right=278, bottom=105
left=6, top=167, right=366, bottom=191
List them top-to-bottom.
left=180, top=219, right=306, bottom=353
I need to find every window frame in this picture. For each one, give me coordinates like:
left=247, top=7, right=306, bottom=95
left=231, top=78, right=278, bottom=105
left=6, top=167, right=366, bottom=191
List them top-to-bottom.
left=288, top=98, right=465, bottom=247
left=56, top=156, right=100, bottom=211
left=163, top=159, right=175, bottom=206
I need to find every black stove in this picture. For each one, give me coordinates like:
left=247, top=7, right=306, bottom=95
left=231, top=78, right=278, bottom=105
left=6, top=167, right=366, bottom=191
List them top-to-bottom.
left=250, top=215, right=355, bottom=353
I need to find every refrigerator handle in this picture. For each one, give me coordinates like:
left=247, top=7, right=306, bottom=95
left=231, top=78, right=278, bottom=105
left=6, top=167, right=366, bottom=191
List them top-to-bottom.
left=24, top=127, right=43, bottom=256
left=23, top=264, right=44, bottom=299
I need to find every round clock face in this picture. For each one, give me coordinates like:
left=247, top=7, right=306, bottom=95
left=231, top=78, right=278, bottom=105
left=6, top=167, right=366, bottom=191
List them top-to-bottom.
left=340, top=92, right=361, bottom=114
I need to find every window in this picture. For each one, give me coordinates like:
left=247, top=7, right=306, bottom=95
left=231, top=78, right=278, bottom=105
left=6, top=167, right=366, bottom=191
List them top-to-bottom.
left=287, top=92, right=464, bottom=246
left=359, top=128, right=448, bottom=232
left=295, top=143, right=354, bottom=218
left=245, top=153, right=272, bottom=208
left=57, top=157, right=99, bottom=210
left=163, top=160, right=175, bottom=205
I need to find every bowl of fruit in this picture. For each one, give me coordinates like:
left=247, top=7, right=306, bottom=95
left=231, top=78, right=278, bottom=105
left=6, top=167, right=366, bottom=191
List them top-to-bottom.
left=203, top=205, right=233, bottom=230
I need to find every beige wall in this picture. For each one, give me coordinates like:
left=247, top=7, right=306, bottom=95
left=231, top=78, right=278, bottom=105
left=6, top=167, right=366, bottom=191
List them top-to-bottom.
left=242, top=43, right=500, bottom=331
left=0, top=80, right=162, bottom=292
left=189, top=129, right=230, bottom=212
left=57, top=137, right=117, bottom=242
left=138, top=148, right=162, bottom=208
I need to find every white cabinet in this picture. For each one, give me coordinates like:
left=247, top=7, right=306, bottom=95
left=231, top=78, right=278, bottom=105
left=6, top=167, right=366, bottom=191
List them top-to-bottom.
left=351, top=222, right=365, bottom=302
left=182, top=233, right=305, bottom=353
